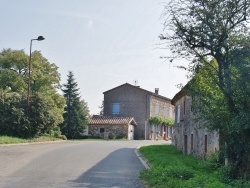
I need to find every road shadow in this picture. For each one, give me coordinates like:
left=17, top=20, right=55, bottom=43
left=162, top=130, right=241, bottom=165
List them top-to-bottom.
left=68, top=148, right=145, bottom=188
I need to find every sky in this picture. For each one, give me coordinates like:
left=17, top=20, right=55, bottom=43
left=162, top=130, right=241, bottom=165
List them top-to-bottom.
left=0, top=0, right=189, bottom=114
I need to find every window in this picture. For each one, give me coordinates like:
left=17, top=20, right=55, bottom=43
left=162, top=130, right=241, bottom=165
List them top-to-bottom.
left=184, top=100, right=186, bottom=115
left=112, top=103, right=120, bottom=115
left=155, top=104, right=159, bottom=115
left=177, top=105, right=180, bottom=123
left=163, top=106, right=167, bottom=117
left=169, top=107, right=173, bottom=118
left=100, top=128, right=105, bottom=133
left=191, top=134, right=193, bottom=150
left=184, top=135, right=188, bottom=154
left=205, top=135, right=208, bottom=153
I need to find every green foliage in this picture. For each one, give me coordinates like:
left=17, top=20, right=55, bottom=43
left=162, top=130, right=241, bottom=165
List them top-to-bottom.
left=161, top=0, right=250, bottom=178
left=0, top=49, right=65, bottom=138
left=0, top=49, right=28, bottom=94
left=30, top=51, right=61, bottom=92
left=188, top=58, right=250, bottom=178
left=60, top=71, right=90, bottom=139
left=0, top=89, right=64, bottom=138
left=0, top=90, right=29, bottom=137
left=28, top=93, right=63, bottom=137
left=149, top=116, right=174, bottom=126
left=49, top=126, right=63, bottom=138
left=0, top=135, right=64, bottom=144
left=0, top=135, right=30, bottom=144
left=60, top=135, right=67, bottom=140
left=139, top=145, right=250, bottom=188
left=205, top=151, right=224, bottom=171
left=166, top=165, right=194, bottom=180
left=218, top=165, right=236, bottom=184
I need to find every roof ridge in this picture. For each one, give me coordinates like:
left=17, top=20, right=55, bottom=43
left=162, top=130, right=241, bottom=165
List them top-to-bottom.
left=103, top=83, right=171, bottom=101
left=89, top=115, right=137, bottom=126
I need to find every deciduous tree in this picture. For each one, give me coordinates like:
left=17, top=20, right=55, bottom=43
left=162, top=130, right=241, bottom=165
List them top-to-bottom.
left=161, top=0, right=250, bottom=178
left=0, top=49, right=65, bottom=138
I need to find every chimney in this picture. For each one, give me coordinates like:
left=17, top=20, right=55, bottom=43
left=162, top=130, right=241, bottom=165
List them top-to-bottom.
left=155, top=88, right=159, bottom=95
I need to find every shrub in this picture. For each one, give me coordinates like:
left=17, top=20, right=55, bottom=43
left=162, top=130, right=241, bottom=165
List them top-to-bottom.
left=49, top=126, right=63, bottom=138
left=56, top=134, right=67, bottom=140
left=115, top=134, right=126, bottom=139
left=218, top=165, right=236, bottom=183
left=185, top=175, right=230, bottom=188
left=229, top=179, right=250, bottom=188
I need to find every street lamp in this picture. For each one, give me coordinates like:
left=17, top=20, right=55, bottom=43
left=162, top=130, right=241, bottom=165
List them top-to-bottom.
left=27, top=36, right=45, bottom=111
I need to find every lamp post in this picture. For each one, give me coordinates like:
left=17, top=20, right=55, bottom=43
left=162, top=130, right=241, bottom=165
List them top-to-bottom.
left=27, top=36, right=45, bottom=111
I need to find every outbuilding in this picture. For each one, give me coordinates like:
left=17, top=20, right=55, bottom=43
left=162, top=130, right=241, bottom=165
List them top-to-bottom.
left=88, top=115, right=137, bottom=140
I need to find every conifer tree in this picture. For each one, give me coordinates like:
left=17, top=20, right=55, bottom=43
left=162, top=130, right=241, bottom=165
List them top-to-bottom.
left=60, top=71, right=89, bottom=139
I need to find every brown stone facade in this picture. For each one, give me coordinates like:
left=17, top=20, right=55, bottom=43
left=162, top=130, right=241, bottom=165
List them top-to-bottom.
left=103, top=83, right=174, bottom=139
left=172, top=91, right=219, bottom=159
left=148, top=95, right=174, bottom=140
left=150, top=95, right=174, bottom=117
left=88, top=115, right=136, bottom=140
left=88, top=124, right=129, bottom=139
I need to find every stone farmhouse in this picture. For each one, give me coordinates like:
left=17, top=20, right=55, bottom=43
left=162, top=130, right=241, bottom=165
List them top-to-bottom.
left=103, top=83, right=174, bottom=140
left=171, top=86, right=219, bottom=159
left=88, top=115, right=137, bottom=140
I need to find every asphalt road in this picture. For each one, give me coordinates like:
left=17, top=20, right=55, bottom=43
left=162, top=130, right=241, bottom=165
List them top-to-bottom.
left=0, top=140, right=168, bottom=188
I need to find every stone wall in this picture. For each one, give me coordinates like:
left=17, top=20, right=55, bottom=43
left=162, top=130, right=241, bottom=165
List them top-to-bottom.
left=103, top=83, right=173, bottom=139
left=104, top=84, right=149, bottom=139
left=150, top=95, right=174, bottom=118
left=172, top=95, right=219, bottom=159
left=148, top=96, right=174, bottom=140
left=88, top=124, right=129, bottom=139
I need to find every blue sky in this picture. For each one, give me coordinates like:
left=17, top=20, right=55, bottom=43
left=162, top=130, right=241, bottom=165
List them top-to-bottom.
left=0, top=0, right=188, bottom=114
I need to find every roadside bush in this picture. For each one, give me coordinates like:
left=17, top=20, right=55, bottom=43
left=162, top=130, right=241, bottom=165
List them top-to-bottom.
left=0, top=92, right=64, bottom=138
left=49, top=126, right=62, bottom=138
left=114, top=134, right=126, bottom=139
left=57, top=135, right=67, bottom=140
left=80, top=135, right=89, bottom=139
left=200, top=151, right=223, bottom=172
left=218, top=164, right=236, bottom=183
left=185, top=175, right=229, bottom=188
left=229, top=179, right=250, bottom=188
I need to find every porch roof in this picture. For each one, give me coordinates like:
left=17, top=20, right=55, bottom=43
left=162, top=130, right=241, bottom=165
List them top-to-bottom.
left=89, top=115, right=137, bottom=126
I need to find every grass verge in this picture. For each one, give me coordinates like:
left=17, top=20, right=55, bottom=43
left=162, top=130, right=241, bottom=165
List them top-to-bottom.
left=0, top=135, right=62, bottom=144
left=139, top=145, right=250, bottom=188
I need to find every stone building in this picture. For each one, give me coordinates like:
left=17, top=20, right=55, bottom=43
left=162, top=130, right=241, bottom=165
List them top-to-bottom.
left=103, top=83, right=174, bottom=139
left=171, top=86, right=219, bottom=159
left=88, top=115, right=136, bottom=140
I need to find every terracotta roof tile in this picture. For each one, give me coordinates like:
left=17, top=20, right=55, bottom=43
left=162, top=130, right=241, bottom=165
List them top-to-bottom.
left=89, top=115, right=137, bottom=126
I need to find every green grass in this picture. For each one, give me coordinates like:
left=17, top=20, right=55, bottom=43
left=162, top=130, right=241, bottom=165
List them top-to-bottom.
left=0, top=135, right=62, bottom=144
left=139, top=145, right=250, bottom=188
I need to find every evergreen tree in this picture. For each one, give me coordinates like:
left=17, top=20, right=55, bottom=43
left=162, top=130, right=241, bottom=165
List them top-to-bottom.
left=60, top=71, right=89, bottom=139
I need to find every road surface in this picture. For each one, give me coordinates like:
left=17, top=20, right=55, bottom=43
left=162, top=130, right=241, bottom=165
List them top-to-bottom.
left=0, top=140, right=168, bottom=188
